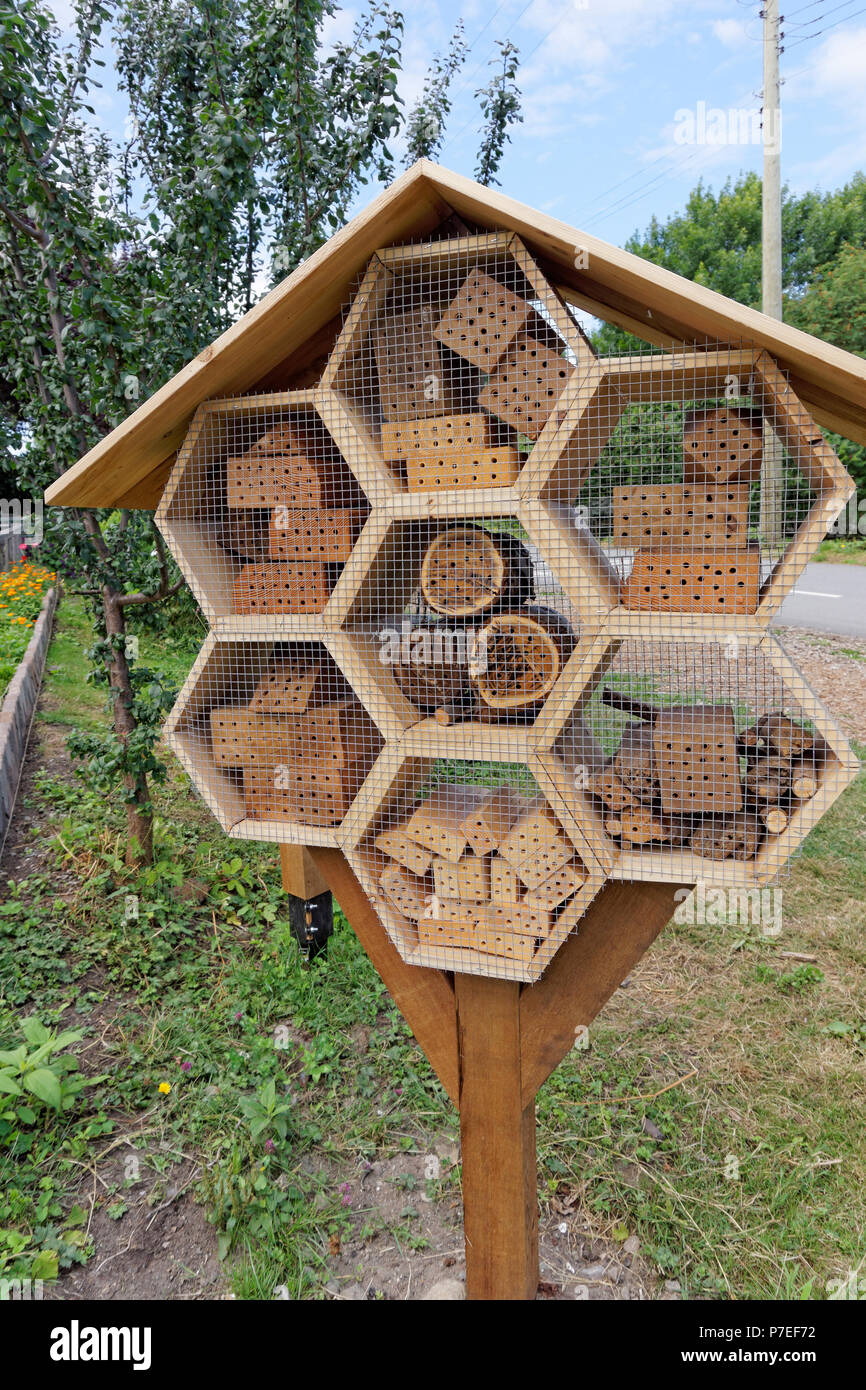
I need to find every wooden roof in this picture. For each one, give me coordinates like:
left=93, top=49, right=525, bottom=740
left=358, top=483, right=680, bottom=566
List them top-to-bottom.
left=46, top=160, right=866, bottom=509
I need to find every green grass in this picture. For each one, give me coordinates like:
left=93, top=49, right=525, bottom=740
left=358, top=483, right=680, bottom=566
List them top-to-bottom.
left=815, top=537, right=866, bottom=565
left=2, top=596, right=865, bottom=1300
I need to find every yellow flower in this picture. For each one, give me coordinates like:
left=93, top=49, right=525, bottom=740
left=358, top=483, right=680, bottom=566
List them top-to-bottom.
left=158, top=1082, right=171, bottom=1095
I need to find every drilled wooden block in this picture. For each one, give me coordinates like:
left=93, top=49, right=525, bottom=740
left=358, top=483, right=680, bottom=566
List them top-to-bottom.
left=434, top=268, right=530, bottom=373
left=372, top=305, right=460, bottom=421
left=479, top=333, right=575, bottom=439
left=682, top=406, right=763, bottom=484
left=380, top=413, right=491, bottom=462
left=227, top=423, right=363, bottom=508
left=406, top=446, right=521, bottom=492
left=611, top=484, right=750, bottom=548
left=268, top=507, right=367, bottom=562
left=622, top=549, right=761, bottom=614
left=231, top=563, right=334, bottom=614
left=249, top=656, right=336, bottom=714
left=211, top=700, right=377, bottom=771
left=652, top=704, right=743, bottom=815
left=243, top=762, right=360, bottom=825
left=404, top=785, right=490, bottom=863
left=459, top=786, right=529, bottom=856
left=499, top=798, right=574, bottom=890
left=374, top=828, right=433, bottom=877
left=432, top=852, right=491, bottom=903
left=490, top=855, right=524, bottom=905
left=523, top=858, right=587, bottom=910
left=379, top=864, right=433, bottom=921
left=417, top=902, right=476, bottom=953
left=472, top=904, right=552, bottom=963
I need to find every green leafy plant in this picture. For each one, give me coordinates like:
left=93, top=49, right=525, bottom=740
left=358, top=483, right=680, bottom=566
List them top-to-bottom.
left=0, top=1018, right=93, bottom=1119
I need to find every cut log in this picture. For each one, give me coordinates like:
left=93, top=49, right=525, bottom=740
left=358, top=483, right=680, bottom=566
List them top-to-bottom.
left=419, top=525, right=533, bottom=617
left=473, top=605, right=576, bottom=714
left=390, top=636, right=474, bottom=713
left=755, top=713, right=815, bottom=759
left=611, top=723, right=659, bottom=804
left=736, top=723, right=769, bottom=758
left=743, top=755, right=792, bottom=803
left=790, top=759, right=820, bottom=800
left=589, top=769, right=638, bottom=812
left=759, top=804, right=789, bottom=834
left=604, top=809, right=689, bottom=845
left=689, top=816, right=764, bottom=861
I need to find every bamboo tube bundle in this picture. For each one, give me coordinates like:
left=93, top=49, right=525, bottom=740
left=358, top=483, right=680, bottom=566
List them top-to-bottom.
left=472, top=605, right=576, bottom=719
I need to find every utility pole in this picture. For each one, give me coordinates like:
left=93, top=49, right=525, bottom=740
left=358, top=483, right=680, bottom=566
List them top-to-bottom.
left=761, top=0, right=785, bottom=548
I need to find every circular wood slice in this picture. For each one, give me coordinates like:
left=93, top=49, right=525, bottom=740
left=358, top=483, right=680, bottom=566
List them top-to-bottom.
left=419, top=525, right=533, bottom=617
left=473, top=605, right=576, bottom=711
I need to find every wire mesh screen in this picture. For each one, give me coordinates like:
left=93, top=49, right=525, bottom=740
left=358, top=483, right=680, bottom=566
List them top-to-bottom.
left=158, top=228, right=857, bottom=983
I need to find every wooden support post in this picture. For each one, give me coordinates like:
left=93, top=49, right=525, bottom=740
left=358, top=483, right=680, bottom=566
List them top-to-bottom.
left=280, top=846, right=333, bottom=958
left=307, top=848, right=682, bottom=1301
left=455, top=974, right=539, bottom=1301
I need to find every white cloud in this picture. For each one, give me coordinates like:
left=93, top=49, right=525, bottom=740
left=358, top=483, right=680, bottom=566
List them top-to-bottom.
left=712, top=19, right=749, bottom=48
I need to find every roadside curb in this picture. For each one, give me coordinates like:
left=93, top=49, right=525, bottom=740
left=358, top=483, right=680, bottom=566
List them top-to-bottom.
left=0, top=585, right=59, bottom=849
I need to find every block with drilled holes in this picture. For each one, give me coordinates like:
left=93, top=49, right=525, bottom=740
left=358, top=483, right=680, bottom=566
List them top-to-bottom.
left=434, top=268, right=531, bottom=373
left=372, top=304, right=461, bottom=421
left=479, top=333, right=576, bottom=439
left=682, top=406, right=763, bottom=484
left=380, top=413, right=491, bottom=462
left=227, top=430, right=363, bottom=508
left=406, top=446, right=521, bottom=492
left=611, top=484, right=750, bottom=548
left=268, top=507, right=367, bottom=562
left=622, top=549, right=762, bottom=613
left=231, top=562, right=335, bottom=614
left=249, top=655, right=339, bottom=714
left=210, top=700, right=376, bottom=771
left=652, top=704, right=743, bottom=815
left=243, top=761, right=364, bottom=825
left=405, top=786, right=491, bottom=863
left=459, top=786, right=530, bottom=856
left=499, top=798, right=574, bottom=890
left=374, top=827, right=433, bottom=877
left=432, top=851, right=491, bottom=903
left=490, top=855, right=525, bottom=905
left=523, top=858, right=588, bottom=910
left=379, top=864, right=434, bottom=921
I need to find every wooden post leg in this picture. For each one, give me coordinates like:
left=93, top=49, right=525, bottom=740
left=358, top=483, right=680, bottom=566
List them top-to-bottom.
left=455, top=973, right=538, bottom=1301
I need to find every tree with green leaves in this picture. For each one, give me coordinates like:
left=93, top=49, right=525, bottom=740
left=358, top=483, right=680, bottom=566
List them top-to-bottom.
left=0, top=0, right=522, bottom=864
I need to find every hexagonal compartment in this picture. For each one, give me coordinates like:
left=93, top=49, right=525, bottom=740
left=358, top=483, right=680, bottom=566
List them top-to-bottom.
left=318, top=232, right=592, bottom=502
left=526, top=347, right=854, bottom=629
left=155, top=389, right=371, bottom=628
left=534, top=633, right=858, bottom=886
left=165, top=636, right=385, bottom=843
left=344, top=752, right=604, bottom=982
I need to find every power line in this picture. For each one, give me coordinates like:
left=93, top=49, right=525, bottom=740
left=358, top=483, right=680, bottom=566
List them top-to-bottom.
left=785, top=1, right=866, bottom=45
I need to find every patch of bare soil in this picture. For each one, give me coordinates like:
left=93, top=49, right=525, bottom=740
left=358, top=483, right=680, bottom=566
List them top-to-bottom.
left=774, top=627, right=866, bottom=742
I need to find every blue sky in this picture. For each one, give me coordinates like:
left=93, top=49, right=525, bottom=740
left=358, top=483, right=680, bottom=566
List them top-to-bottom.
left=48, top=0, right=866, bottom=250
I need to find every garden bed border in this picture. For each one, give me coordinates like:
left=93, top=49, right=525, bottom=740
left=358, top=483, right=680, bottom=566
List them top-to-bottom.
left=0, top=585, right=58, bottom=848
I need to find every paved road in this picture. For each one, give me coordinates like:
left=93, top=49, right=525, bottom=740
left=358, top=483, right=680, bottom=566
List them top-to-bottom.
left=771, top=562, right=866, bottom=638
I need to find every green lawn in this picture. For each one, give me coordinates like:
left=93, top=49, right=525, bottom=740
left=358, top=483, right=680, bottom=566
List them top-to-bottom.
left=1, top=597, right=864, bottom=1299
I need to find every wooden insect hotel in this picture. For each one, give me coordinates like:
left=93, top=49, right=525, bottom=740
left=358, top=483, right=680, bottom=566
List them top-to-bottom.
left=47, top=163, right=866, bottom=1300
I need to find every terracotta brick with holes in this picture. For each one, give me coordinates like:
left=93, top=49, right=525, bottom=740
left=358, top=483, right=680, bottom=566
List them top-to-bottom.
left=434, top=268, right=531, bottom=373
left=479, top=333, right=576, bottom=439
left=682, top=406, right=763, bottom=484
left=622, top=549, right=762, bottom=613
